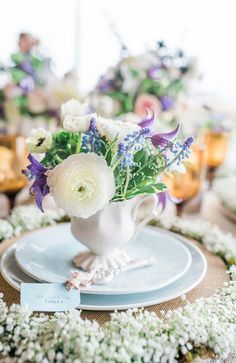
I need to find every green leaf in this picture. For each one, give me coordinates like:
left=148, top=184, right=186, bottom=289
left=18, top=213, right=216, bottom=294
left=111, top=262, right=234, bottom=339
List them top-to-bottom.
left=11, top=52, right=25, bottom=65
left=31, top=56, right=43, bottom=70
left=10, top=68, right=26, bottom=83
left=138, top=185, right=157, bottom=194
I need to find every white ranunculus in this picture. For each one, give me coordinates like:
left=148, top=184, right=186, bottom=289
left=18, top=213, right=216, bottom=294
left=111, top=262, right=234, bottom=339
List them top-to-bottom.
left=61, top=99, right=89, bottom=118
left=63, top=113, right=97, bottom=133
left=97, top=117, right=140, bottom=142
left=26, top=128, right=52, bottom=153
left=47, top=153, right=116, bottom=218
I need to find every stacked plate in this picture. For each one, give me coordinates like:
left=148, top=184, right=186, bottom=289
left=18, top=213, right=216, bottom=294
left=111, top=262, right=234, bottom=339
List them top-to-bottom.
left=0, top=224, right=207, bottom=310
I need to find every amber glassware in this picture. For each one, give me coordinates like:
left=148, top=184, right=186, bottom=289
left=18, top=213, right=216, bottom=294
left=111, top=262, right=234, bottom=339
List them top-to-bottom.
left=203, top=130, right=229, bottom=186
left=0, top=134, right=28, bottom=209
left=163, top=144, right=205, bottom=216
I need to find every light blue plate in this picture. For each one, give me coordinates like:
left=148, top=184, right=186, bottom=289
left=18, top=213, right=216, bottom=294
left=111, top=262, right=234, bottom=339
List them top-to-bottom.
left=14, top=224, right=192, bottom=295
left=0, top=230, right=207, bottom=310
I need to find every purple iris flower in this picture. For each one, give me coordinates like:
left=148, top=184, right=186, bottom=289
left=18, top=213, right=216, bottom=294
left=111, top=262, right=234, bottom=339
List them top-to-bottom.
left=19, top=59, right=34, bottom=76
left=19, top=76, right=35, bottom=95
left=159, top=95, right=174, bottom=111
left=139, top=109, right=155, bottom=128
left=151, top=124, right=180, bottom=148
left=22, top=154, right=49, bottom=212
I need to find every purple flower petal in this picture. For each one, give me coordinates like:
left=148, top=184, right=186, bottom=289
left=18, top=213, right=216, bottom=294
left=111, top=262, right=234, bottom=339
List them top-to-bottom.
left=19, top=59, right=34, bottom=75
left=147, top=65, right=162, bottom=79
left=19, top=76, right=35, bottom=95
left=139, top=109, right=155, bottom=128
left=151, top=124, right=180, bottom=147
left=22, top=154, right=50, bottom=212
left=157, top=190, right=182, bottom=212
left=157, top=191, right=167, bottom=212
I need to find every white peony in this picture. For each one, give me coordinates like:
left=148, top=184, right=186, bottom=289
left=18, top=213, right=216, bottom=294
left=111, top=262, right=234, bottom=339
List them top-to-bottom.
left=97, top=117, right=140, bottom=142
left=26, top=128, right=52, bottom=153
left=47, top=153, right=116, bottom=218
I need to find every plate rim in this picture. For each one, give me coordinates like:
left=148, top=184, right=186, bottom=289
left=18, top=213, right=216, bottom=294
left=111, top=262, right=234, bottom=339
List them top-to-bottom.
left=13, top=223, right=192, bottom=294
left=0, top=234, right=207, bottom=310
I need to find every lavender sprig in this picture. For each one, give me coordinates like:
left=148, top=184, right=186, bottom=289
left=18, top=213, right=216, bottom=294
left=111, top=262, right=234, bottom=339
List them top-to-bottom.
left=115, top=128, right=150, bottom=169
left=167, top=136, right=194, bottom=168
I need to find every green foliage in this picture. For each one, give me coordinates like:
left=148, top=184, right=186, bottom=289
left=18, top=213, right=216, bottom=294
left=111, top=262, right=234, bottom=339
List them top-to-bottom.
left=11, top=52, right=25, bottom=65
left=10, top=68, right=26, bottom=83
left=138, top=78, right=166, bottom=97
left=107, top=91, right=134, bottom=115
left=41, top=129, right=169, bottom=202
left=42, top=131, right=81, bottom=167
left=115, top=149, right=167, bottom=200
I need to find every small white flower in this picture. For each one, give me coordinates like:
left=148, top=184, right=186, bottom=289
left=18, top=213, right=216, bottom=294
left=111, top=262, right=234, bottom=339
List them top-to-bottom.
left=26, top=128, right=52, bottom=153
left=47, top=153, right=116, bottom=218
left=0, top=219, right=13, bottom=240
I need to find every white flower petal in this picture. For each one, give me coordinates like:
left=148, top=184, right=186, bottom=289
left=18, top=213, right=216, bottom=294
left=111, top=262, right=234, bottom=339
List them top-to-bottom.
left=61, top=99, right=88, bottom=118
left=63, top=113, right=97, bottom=133
left=97, top=117, right=140, bottom=142
left=26, top=128, right=52, bottom=153
left=47, top=153, right=116, bottom=218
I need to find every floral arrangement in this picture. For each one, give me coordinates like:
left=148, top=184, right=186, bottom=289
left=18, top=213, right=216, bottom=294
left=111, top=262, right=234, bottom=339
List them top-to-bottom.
left=0, top=34, right=81, bottom=132
left=91, top=41, right=196, bottom=122
left=0, top=47, right=59, bottom=124
left=22, top=99, right=193, bottom=218
left=0, top=205, right=236, bottom=362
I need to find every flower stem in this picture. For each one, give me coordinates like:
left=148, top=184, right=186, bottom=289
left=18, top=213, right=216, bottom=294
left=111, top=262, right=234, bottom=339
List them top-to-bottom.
left=76, top=134, right=82, bottom=153
left=111, top=156, right=123, bottom=171
left=123, top=167, right=130, bottom=197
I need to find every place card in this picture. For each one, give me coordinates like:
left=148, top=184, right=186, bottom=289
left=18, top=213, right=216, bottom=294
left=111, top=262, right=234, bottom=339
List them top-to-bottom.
left=20, top=283, right=80, bottom=312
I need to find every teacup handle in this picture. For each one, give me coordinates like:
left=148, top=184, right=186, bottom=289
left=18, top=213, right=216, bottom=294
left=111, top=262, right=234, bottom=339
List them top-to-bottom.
left=132, top=194, right=158, bottom=239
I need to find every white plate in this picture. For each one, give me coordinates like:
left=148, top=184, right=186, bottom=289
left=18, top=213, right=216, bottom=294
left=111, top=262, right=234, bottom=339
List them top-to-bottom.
left=14, top=224, right=192, bottom=295
left=0, top=230, right=207, bottom=310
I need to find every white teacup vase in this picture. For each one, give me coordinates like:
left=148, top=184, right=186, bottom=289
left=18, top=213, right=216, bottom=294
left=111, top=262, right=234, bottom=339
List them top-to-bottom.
left=71, top=195, right=157, bottom=271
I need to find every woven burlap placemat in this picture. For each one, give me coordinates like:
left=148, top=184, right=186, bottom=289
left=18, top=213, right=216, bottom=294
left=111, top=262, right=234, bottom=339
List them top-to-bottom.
left=0, top=229, right=228, bottom=325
